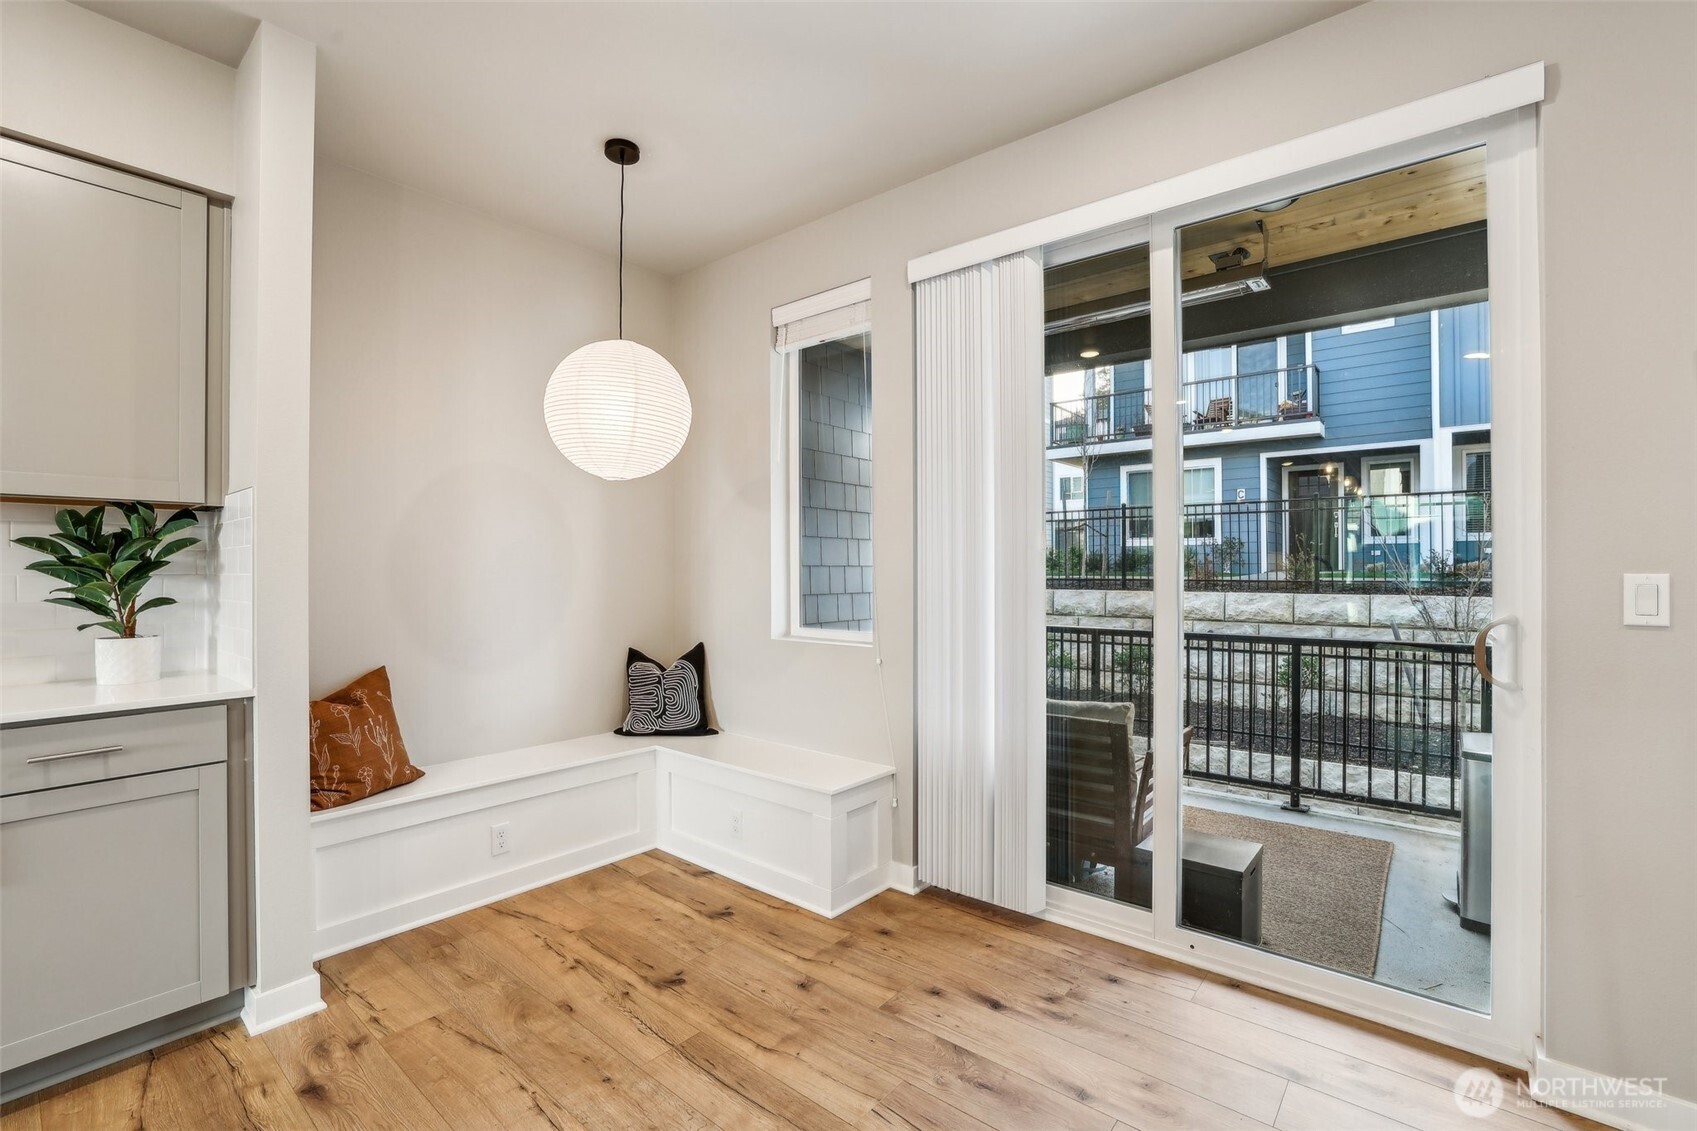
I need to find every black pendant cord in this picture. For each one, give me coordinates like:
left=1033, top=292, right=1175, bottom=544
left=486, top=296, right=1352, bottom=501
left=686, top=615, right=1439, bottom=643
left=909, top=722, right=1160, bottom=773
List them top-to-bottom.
left=618, top=161, right=626, bottom=340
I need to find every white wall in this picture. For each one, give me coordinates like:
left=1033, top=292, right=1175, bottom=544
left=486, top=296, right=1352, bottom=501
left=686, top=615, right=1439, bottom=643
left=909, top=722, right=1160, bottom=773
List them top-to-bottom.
left=0, top=0, right=236, bottom=195
left=670, top=0, right=1697, bottom=1101
left=230, top=22, right=321, bottom=1029
left=308, top=162, right=683, bottom=764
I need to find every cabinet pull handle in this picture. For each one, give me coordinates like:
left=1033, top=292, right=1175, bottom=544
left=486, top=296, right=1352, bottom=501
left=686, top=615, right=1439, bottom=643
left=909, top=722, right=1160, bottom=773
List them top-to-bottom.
left=25, top=745, right=125, bottom=765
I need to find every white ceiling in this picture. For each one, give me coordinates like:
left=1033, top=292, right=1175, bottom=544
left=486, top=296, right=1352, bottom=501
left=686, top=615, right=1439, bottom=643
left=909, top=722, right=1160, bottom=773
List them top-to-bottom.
left=76, top=1, right=1354, bottom=274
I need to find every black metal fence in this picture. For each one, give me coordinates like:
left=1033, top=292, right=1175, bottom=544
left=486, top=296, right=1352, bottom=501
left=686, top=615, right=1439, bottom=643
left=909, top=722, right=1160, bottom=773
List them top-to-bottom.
left=1046, top=490, right=1492, bottom=593
left=1047, top=624, right=1483, bottom=816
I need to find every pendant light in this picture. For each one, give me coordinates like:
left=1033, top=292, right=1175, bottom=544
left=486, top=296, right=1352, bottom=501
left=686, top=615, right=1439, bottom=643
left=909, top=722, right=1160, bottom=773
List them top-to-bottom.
left=544, top=138, right=692, bottom=480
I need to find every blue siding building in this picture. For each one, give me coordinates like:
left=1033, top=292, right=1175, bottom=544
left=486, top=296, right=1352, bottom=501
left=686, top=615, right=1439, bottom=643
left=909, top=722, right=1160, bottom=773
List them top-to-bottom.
left=1048, top=301, right=1492, bottom=583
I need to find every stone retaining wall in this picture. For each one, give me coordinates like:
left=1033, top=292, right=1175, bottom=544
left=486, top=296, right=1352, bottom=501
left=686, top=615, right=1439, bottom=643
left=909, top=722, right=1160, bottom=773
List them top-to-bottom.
left=1047, top=589, right=1492, bottom=643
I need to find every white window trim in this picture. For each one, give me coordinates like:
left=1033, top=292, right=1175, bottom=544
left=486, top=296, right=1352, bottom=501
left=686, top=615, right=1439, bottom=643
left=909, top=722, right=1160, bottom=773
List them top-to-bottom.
left=771, top=288, right=874, bottom=647
left=1453, top=441, right=1495, bottom=544
left=1361, top=452, right=1421, bottom=543
left=1119, top=458, right=1221, bottom=544
left=1054, top=470, right=1084, bottom=511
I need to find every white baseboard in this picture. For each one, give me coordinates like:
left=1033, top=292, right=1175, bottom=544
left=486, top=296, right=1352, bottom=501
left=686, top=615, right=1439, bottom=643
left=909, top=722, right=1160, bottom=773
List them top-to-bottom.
left=886, top=862, right=927, bottom=895
left=240, top=973, right=325, bottom=1036
left=1530, top=1049, right=1697, bottom=1131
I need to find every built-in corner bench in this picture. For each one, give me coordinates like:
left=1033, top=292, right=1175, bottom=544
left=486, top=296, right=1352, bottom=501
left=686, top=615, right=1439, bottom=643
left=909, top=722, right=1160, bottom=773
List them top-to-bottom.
left=309, top=732, right=896, bottom=958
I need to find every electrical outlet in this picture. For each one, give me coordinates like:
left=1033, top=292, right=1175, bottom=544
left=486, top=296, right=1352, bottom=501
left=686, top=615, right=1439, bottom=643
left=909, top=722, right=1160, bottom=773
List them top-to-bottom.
left=730, top=809, right=743, bottom=839
left=491, top=822, right=511, bottom=856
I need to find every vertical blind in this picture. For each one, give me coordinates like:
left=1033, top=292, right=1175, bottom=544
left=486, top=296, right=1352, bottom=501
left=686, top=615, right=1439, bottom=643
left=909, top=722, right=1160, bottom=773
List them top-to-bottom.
left=914, top=250, right=1046, bottom=913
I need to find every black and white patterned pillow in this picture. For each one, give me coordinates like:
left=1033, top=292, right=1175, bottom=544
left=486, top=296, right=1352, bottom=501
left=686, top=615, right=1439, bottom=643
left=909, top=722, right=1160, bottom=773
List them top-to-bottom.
left=615, top=643, right=717, bottom=736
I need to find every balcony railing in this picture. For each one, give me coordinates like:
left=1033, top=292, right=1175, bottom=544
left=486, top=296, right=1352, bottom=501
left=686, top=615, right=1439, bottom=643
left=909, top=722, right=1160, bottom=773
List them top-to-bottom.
left=1048, top=364, right=1319, bottom=448
left=1046, top=490, right=1492, bottom=592
left=1048, top=625, right=1484, bottom=816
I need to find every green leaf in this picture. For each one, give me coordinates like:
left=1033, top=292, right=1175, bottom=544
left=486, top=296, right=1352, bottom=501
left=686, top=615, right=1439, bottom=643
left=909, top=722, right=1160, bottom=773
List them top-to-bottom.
left=138, top=501, right=157, bottom=528
left=84, top=506, right=105, bottom=538
left=165, top=507, right=197, bottom=528
left=54, top=509, right=80, bottom=537
left=129, top=511, right=147, bottom=542
left=156, top=516, right=199, bottom=540
left=51, top=531, right=98, bottom=554
left=12, top=536, right=70, bottom=557
left=115, top=536, right=159, bottom=563
left=154, top=537, right=199, bottom=561
left=83, top=553, right=112, bottom=570
left=26, top=562, right=102, bottom=585
left=118, top=574, right=159, bottom=609
left=72, top=581, right=115, bottom=603
left=46, top=596, right=115, bottom=617
left=133, top=596, right=176, bottom=616
left=76, top=620, right=127, bottom=636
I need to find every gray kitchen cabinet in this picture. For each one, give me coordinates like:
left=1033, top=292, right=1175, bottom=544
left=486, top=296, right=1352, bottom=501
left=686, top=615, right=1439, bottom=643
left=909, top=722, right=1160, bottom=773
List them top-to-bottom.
left=0, top=138, right=213, bottom=505
left=0, top=705, right=230, bottom=1073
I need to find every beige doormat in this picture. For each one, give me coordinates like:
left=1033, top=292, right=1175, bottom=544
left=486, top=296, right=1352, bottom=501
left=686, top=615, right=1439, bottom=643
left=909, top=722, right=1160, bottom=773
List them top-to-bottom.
left=1184, top=805, right=1394, bottom=977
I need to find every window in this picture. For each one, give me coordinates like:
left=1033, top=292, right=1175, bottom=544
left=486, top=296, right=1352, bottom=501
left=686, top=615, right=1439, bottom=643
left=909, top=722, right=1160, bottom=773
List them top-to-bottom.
left=772, top=280, right=872, bottom=643
left=1458, top=445, right=1493, bottom=536
left=1364, top=456, right=1417, bottom=537
left=1120, top=460, right=1219, bottom=540
left=1056, top=472, right=1084, bottom=510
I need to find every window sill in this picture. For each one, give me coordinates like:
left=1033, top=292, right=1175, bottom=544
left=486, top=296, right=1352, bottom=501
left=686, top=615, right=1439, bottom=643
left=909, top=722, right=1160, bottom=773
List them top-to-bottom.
left=774, top=630, right=874, bottom=649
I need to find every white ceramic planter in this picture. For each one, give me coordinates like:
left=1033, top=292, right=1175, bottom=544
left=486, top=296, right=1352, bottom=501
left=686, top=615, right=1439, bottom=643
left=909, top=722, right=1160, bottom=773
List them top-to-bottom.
left=94, top=635, right=162, bottom=686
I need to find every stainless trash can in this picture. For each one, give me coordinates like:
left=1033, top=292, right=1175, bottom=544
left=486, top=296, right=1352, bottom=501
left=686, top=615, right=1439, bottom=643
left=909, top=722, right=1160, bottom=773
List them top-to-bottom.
left=1458, top=731, right=1492, bottom=933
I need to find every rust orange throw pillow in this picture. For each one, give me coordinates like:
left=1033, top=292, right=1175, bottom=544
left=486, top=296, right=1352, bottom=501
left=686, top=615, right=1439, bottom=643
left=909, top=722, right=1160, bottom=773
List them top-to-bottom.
left=309, top=666, right=424, bottom=811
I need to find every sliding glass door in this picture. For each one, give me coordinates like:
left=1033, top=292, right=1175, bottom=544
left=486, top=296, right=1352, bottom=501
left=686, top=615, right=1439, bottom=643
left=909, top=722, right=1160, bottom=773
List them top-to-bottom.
left=1039, top=109, right=1541, bottom=1062
left=1173, top=147, right=1497, bottom=1012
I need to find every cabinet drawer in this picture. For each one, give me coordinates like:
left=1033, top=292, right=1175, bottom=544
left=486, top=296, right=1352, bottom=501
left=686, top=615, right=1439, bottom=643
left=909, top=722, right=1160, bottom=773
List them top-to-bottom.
left=1, top=706, right=227, bottom=797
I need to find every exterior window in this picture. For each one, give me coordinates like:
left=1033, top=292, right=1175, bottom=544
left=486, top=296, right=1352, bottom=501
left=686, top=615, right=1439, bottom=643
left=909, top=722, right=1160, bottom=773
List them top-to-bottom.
left=772, top=280, right=872, bottom=643
left=1462, top=448, right=1493, bottom=535
left=1365, top=458, right=1415, bottom=537
left=1120, top=463, right=1217, bottom=540
left=1182, top=465, right=1218, bottom=539
left=1057, top=472, right=1084, bottom=510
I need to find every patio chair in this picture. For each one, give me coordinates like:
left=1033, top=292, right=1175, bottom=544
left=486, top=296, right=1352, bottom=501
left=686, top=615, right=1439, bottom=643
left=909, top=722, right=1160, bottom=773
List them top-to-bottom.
left=1194, top=397, right=1233, bottom=428
left=1046, top=699, right=1137, bottom=902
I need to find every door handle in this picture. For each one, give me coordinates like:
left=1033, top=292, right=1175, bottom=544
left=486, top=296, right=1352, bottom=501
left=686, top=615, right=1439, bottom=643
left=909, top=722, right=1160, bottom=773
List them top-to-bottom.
left=1473, top=617, right=1518, bottom=691
left=25, top=744, right=125, bottom=765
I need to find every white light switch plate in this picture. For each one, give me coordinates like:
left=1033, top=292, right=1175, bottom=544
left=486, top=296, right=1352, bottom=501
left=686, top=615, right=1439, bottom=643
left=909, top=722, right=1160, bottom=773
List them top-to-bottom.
left=1622, top=573, right=1670, bottom=626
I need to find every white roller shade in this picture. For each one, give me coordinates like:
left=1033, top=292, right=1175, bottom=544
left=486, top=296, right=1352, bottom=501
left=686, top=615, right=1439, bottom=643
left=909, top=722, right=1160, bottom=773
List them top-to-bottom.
left=914, top=249, right=1045, bottom=913
left=773, top=278, right=871, bottom=351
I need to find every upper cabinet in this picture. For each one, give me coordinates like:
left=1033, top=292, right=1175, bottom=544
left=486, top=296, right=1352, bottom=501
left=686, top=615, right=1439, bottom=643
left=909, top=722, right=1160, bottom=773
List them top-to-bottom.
left=1, top=139, right=225, bottom=506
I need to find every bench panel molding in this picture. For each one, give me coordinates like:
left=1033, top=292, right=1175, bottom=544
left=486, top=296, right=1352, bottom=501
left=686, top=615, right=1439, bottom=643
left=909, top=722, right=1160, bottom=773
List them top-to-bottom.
left=310, top=733, right=896, bottom=958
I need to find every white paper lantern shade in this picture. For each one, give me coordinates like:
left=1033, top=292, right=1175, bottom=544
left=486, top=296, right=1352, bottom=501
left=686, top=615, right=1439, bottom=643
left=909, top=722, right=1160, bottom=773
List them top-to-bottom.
left=544, top=338, right=692, bottom=480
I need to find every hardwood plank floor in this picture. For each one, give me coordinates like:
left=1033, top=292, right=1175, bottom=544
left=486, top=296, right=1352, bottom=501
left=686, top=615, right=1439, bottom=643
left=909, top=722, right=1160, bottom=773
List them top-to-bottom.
left=1, top=852, right=1605, bottom=1131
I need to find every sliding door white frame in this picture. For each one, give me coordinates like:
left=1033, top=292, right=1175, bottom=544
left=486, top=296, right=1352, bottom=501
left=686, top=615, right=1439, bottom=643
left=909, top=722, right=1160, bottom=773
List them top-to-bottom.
left=1039, top=109, right=1544, bottom=1070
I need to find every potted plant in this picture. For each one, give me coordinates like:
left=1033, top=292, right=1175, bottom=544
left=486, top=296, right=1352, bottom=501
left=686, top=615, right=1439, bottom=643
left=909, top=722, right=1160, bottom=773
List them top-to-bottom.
left=12, top=503, right=200, bottom=685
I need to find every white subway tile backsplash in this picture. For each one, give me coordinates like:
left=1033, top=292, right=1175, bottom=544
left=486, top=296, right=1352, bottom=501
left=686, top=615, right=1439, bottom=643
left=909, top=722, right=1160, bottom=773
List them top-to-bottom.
left=212, top=487, right=255, bottom=687
left=0, top=502, right=217, bottom=687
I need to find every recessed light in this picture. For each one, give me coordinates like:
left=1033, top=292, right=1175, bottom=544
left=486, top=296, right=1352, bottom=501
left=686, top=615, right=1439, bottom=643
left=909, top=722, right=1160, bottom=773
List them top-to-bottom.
left=1255, top=197, right=1298, bottom=213
left=1079, top=349, right=1100, bottom=359
left=1464, top=351, right=1490, bottom=360
left=1282, top=460, right=1294, bottom=467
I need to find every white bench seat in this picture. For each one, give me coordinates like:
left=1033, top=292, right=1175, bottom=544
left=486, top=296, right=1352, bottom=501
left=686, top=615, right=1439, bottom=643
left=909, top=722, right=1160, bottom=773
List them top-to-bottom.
left=309, top=732, right=895, bottom=957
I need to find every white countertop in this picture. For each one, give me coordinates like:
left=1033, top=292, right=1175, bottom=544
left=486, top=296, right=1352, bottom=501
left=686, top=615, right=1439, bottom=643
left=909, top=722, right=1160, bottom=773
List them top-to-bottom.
left=0, top=673, right=255, bottom=726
